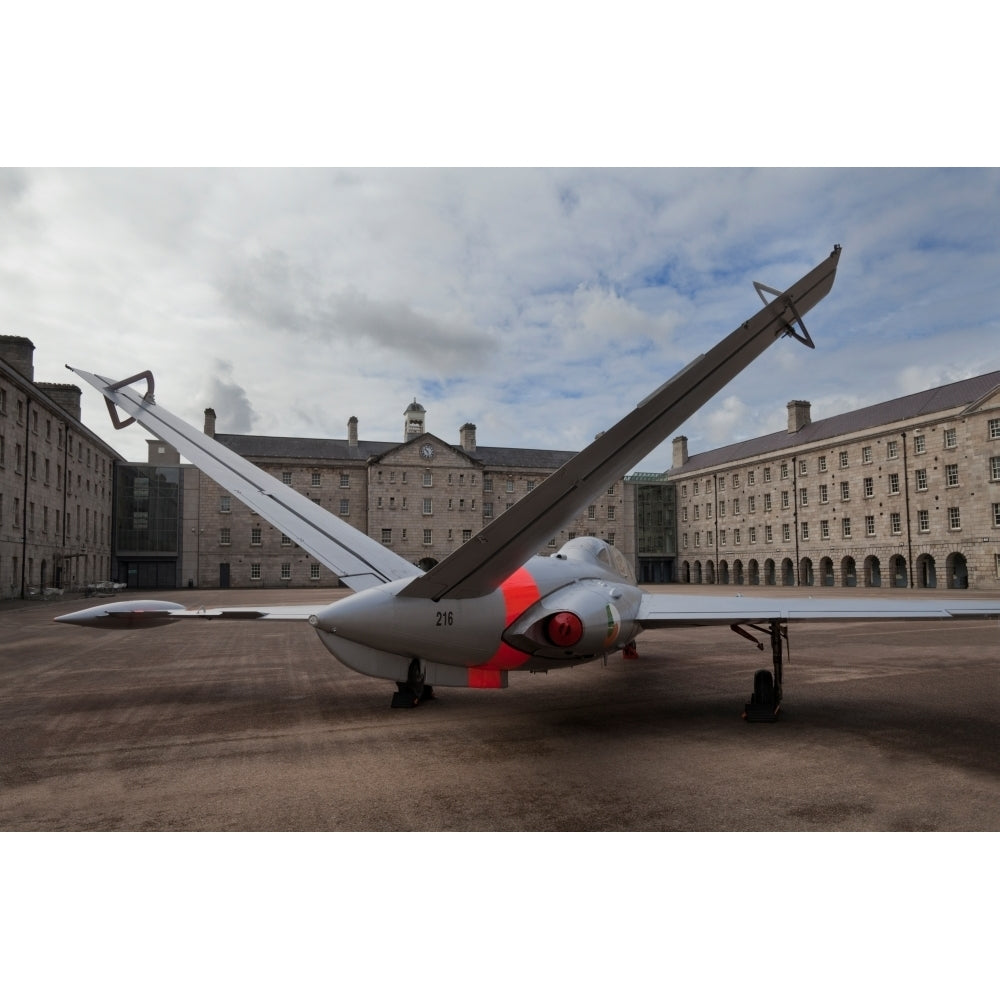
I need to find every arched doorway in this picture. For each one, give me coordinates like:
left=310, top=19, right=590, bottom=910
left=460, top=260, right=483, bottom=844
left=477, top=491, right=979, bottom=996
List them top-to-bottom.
left=947, top=552, right=968, bottom=589
left=916, top=553, right=936, bottom=588
left=889, top=554, right=908, bottom=588
left=864, top=555, right=881, bottom=587
left=841, top=556, right=857, bottom=587
left=417, top=557, right=439, bottom=571
left=799, top=557, right=814, bottom=586
left=820, top=557, right=834, bottom=586
left=781, top=558, right=795, bottom=586
left=733, top=559, right=744, bottom=586
left=748, top=559, right=760, bottom=586
left=763, top=559, right=775, bottom=586
left=680, top=560, right=691, bottom=583
left=705, top=560, right=716, bottom=584
left=718, top=560, right=730, bottom=584
left=693, top=561, right=702, bottom=584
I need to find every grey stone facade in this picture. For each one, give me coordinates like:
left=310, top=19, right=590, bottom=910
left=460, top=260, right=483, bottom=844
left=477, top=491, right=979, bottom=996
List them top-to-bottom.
left=0, top=337, right=119, bottom=598
left=669, top=372, right=1000, bottom=590
left=186, top=406, right=629, bottom=589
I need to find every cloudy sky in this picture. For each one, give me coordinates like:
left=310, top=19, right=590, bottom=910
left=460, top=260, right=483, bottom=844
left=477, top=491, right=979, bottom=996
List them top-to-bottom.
left=4, top=6, right=998, bottom=473
left=3, top=167, right=998, bottom=468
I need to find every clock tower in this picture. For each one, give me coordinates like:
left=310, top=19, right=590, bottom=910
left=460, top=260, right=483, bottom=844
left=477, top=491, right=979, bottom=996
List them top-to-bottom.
left=403, top=399, right=426, bottom=441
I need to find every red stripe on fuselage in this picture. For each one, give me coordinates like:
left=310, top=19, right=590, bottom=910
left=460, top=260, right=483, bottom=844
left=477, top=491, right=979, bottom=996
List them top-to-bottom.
left=471, top=566, right=540, bottom=672
left=468, top=667, right=505, bottom=689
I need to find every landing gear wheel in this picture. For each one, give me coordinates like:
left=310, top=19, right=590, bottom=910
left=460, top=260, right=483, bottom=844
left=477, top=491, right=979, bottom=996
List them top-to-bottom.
left=742, top=620, right=784, bottom=722
left=390, top=660, right=435, bottom=708
left=744, top=668, right=779, bottom=721
left=752, top=668, right=774, bottom=705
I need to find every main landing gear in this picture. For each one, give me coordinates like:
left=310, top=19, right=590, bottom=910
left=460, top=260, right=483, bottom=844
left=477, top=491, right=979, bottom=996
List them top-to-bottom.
left=731, top=620, right=786, bottom=722
left=390, top=659, right=435, bottom=709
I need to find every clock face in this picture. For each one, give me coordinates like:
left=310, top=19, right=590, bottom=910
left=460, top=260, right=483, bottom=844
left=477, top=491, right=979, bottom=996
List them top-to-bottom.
left=420, top=444, right=434, bottom=459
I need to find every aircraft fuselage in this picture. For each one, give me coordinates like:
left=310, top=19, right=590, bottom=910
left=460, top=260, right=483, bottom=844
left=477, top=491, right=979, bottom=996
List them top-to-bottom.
left=309, top=537, right=643, bottom=688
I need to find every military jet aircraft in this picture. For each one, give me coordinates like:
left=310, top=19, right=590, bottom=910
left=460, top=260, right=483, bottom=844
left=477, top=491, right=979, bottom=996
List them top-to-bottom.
left=56, top=245, right=1000, bottom=718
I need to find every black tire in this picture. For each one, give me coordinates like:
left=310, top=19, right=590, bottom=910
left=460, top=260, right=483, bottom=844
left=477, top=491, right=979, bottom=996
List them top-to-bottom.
left=752, top=669, right=774, bottom=706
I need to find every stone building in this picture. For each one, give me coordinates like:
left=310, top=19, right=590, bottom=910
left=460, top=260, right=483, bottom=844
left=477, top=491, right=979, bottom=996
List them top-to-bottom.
left=0, top=336, right=120, bottom=598
left=669, top=370, right=1000, bottom=590
left=186, top=401, right=629, bottom=589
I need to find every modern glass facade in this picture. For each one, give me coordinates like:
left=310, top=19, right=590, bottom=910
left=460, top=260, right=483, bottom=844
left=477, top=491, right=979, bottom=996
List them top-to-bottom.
left=113, top=465, right=182, bottom=588
left=628, top=473, right=676, bottom=583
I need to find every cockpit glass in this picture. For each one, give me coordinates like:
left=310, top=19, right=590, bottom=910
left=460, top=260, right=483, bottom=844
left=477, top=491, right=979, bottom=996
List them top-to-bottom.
left=558, top=536, right=635, bottom=583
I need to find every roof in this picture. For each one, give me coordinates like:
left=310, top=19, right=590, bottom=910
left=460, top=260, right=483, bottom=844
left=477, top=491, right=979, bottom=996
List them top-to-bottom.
left=0, top=353, right=126, bottom=461
left=673, top=369, right=1000, bottom=475
left=217, top=432, right=580, bottom=471
left=216, top=433, right=397, bottom=462
left=465, top=445, right=578, bottom=470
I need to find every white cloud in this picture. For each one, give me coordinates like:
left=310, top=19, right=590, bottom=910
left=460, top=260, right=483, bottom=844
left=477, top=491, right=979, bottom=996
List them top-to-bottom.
left=3, top=168, right=999, bottom=470
left=199, top=360, right=257, bottom=435
left=895, top=362, right=990, bottom=398
left=702, top=396, right=753, bottom=447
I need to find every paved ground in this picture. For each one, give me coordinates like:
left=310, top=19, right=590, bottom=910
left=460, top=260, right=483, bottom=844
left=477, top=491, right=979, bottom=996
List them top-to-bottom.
left=2, top=585, right=999, bottom=831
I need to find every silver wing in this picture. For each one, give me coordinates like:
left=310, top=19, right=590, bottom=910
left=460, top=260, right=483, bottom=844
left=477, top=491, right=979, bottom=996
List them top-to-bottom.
left=400, top=246, right=842, bottom=601
left=66, top=367, right=421, bottom=593
left=637, top=593, right=1000, bottom=626
left=55, top=600, right=332, bottom=629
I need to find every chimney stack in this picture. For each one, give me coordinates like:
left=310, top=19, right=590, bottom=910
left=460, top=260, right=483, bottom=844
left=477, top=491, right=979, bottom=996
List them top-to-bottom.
left=0, top=335, right=35, bottom=382
left=38, top=383, right=82, bottom=422
left=787, top=400, right=811, bottom=434
left=204, top=408, right=217, bottom=437
left=348, top=416, right=358, bottom=450
left=460, top=422, right=476, bottom=452
left=672, top=435, right=689, bottom=468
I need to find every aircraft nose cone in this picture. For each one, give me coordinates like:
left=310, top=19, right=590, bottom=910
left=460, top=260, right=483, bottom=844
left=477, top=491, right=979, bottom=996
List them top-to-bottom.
left=309, top=588, right=391, bottom=644
left=310, top=600, right=347, bottom=633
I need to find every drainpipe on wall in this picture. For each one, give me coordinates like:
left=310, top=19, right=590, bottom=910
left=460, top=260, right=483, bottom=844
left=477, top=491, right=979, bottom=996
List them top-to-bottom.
left=20, top=399, right=32, bottom=598
left=901, top=430, right=915, bottom=588
left=792, top=454, right=800, bottom=585
left=713, top=474, right=720, bottom=582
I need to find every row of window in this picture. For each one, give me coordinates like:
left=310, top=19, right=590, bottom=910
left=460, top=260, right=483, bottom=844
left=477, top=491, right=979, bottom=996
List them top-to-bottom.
left=1, top=396, right=112, bottom=473
left=680, top=421, right=1000, bottom=498
left=0, top=434, right=109, bottom=495
left=682, top=458, right=1000, bottom=523
left=270, top=469, right=614, bottom=496
left=277, top=470, right=352, bottom=488
left=376, top=470, right=482, bottom=487
left=482, top=477, right=616, bottom=496
left=0, top=492, right=107, bottom=542
left=217, top=493, right=619, bottom=522
left=220, top=495, right=491, bottom=517
left=376, top=496, right=478, bottom=513
left=682, top=503, right=1000, bottom=548
left=223, top=525, right=482, bottom=548
left=223, top=526, right=620, bottom=551
left=378, top=528, right=475, bottom=546
left=246, top=562, right=322, bottom=581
